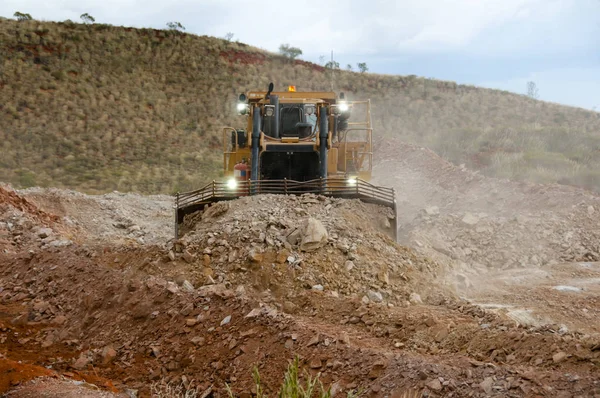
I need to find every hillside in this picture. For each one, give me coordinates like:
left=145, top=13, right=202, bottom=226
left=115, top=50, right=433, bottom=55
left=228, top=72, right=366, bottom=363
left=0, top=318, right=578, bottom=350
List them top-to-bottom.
left=1, top=18, right=600, bottom=194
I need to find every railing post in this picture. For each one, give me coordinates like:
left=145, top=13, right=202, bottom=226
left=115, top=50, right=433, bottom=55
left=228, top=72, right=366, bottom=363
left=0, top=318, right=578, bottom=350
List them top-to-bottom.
left=319, top=177, right=328, bottom=196
left=284, top=178, right=287, bottom=195
left=212, top=180, right=215, bottom=198
left=392, top=188, right=398, bottom=243
left=174, top=192, right=180, bottom=240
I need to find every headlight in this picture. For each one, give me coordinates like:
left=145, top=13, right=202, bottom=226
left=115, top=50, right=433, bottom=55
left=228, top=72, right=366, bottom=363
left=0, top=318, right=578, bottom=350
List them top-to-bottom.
left=338, top=102, right=349, bottom=112
left=237, top=103, right=248, bottom=115
left=347, top=177, right=357, bottom=186
left=227, top=178, right=238, bottom=190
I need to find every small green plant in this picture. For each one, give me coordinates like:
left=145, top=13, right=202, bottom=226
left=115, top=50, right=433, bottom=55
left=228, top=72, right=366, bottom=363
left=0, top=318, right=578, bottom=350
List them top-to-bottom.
left=14, top=11, right=32, bottom=21
left=80, top=13, right=95, bottom=24
left=224, top=32, right=234, bottom=41
left=279, top=44, right=303, bottom=60
left=346, top=64, right=353, bottom=71
left=226, top=356, right=361, bottom=398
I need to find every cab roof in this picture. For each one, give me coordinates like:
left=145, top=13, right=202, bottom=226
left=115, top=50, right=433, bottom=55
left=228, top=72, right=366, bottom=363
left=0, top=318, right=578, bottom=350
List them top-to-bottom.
left=247, top=91, right=338, bottom=103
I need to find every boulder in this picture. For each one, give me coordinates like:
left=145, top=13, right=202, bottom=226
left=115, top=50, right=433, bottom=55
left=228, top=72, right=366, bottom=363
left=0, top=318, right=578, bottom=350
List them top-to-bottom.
left=202, top=201, right=229, bottom=220
left=425, top=206, right=440, bottom=216
left=462, top=213, right=479, bottom=226
left=300, top=218, right=328, bottom=252
left=37, top=228, right=53, bottom=239
left=367, top=290, right=383, bottom=303
left=409, top=293, right=423, bottom=304
left=100, top=346, right=117, bottom=366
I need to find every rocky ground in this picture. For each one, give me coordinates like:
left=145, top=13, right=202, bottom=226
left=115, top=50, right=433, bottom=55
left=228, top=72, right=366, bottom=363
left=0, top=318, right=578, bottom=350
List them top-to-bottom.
left=373, top=140, right=600, bottom=347
left=1, top=141, right=600, bottom=397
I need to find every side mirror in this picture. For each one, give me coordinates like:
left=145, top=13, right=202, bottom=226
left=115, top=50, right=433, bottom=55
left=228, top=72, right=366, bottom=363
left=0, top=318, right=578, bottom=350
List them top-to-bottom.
left=265, top=82, right=274, bottom=99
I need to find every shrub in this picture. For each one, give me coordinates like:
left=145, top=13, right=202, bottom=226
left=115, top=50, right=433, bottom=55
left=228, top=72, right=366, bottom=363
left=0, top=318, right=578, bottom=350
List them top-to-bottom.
left=14, top=12, right=32, bottom=21
left=80, top=13, right=95, bottom=24
left=166, top=22, right=185, bottom=31
left=279, top=44, right=302, bottom=59
left=357, top=62, right=368, bottom=73
left=526, top=81, right=539, bottom=99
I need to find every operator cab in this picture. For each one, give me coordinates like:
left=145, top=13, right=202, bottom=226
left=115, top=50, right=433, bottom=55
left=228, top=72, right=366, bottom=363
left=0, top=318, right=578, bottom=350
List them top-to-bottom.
left=263, top=103, right=317, bottom=139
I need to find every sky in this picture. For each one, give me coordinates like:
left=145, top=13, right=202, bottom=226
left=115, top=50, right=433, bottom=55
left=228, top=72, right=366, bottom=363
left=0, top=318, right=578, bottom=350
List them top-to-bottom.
left=1, top=0, right=599, bottom=110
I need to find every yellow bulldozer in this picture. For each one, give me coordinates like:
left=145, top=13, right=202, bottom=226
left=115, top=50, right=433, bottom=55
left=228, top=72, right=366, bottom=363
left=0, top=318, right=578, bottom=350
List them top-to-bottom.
left=175, top=83, right=397, bottom=239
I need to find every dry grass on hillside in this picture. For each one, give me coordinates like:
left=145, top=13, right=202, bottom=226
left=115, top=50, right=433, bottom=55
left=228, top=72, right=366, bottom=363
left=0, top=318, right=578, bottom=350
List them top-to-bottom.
left=1, top=18, right=600, bottom=193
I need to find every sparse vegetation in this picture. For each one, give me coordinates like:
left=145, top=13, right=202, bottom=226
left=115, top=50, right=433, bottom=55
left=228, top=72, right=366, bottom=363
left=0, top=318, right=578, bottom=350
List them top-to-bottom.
left=0, top=19, right=599, bottom=194
left=224, top=32, right=234, bottom=41
left=279, top=43, right=302, bottom=59
left=357, top=62, right=368, bottom=73
left=226, top=357, right=362, bottom=398
left=150, top=378, right=199, bottom=397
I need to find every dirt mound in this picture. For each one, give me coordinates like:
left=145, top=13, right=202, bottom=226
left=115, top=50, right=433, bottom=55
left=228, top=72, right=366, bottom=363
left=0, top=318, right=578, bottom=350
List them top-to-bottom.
left=373, top=140, right=600, bottom=268
left=0, top=185, right=60, bottom=227
left=18, top=187, right=173, bottom=246
left=176, top=193, right=443, bottom=305
left=404, top=204, right=600, bottom=271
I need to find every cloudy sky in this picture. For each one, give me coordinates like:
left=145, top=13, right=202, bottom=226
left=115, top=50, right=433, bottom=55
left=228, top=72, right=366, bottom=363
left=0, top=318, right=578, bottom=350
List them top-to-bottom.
left=2, top=0, right=599, bottom=110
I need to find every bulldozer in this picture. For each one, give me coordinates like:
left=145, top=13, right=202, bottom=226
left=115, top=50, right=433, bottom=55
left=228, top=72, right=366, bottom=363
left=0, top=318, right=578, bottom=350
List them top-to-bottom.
left=174, top=83, right=397, bottom=239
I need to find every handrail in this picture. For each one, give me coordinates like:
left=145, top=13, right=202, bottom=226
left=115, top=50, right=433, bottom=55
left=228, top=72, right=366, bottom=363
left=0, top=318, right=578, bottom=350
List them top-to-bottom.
left=174, top=177, right=397, bottom=241
left=176, top=178, right=395, bottom=210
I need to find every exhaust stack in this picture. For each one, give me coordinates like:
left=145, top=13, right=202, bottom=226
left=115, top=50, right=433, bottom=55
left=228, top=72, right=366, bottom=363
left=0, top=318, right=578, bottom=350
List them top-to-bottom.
left=271, top=95, right=280, bottom=139
left=319, top=105, right=328, bottom=179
